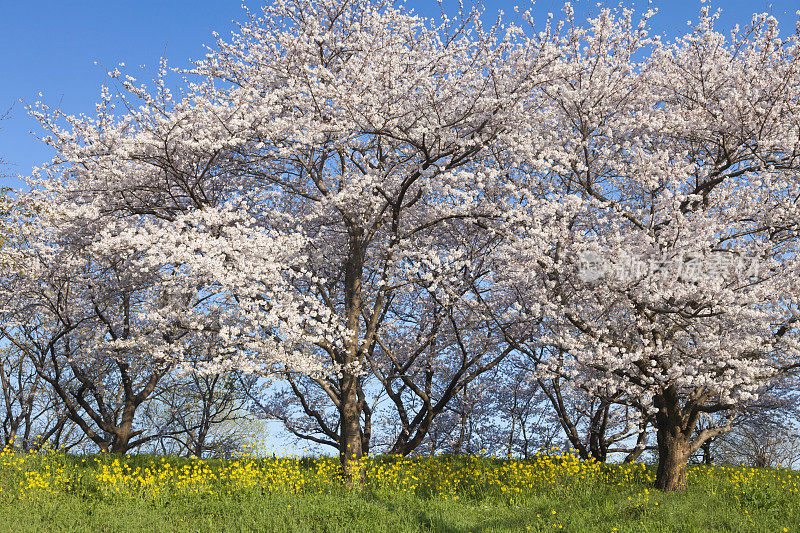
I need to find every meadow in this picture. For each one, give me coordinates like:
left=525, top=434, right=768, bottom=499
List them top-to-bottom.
left=0, top=445, right=797, bottom=532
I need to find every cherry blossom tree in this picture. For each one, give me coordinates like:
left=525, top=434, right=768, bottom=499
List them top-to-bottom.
left=18, top=0, right=558, bottom=480
left=492, top=6, right=800, bottom=490
left=0, top=195, right=213, bottom=453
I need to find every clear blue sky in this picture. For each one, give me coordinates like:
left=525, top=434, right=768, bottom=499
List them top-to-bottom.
left=0, top=0, right=797, bottom=190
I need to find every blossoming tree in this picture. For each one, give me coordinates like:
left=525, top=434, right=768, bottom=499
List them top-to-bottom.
left=17, top=0, right=558, bottom=479
left=492, top=7, right=800, bottom=490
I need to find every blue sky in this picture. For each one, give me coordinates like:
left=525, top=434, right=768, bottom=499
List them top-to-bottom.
left=1, top=0, right=798, bottom=190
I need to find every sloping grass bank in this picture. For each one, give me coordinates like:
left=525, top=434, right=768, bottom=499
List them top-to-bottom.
left=0, top=447, right=797, bottom=532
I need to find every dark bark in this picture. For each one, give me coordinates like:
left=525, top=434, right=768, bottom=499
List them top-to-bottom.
left=339, top=230, right=366, bottom=484
left=338, top=371, right=364, bottom=484
left=653, top=386, right=730, bottom=491
left=654, top=387, right=691, bottom=491
left=623, top=425, right=648, bottom=463
left=654, top=431, right=689, bottom=492
left=701, top=439, right=713, bottom=465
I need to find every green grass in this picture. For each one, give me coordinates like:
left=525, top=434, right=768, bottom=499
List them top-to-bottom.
left=0, top=450, right=798, bottom=532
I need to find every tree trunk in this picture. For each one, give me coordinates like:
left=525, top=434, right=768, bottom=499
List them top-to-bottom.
left=339, top=231, right=366, bottom=485
left=339, top=371, right=363, bottom=485
left=654, top=388, right=692, bottom=492
left=109, top=402, right=138, bottom=454
left=623, top=426, right=648, bottom=463
left=4, top=427, right=16, bottom=448
left=654, top=427, right=690, bottom=491
left=110, top=432, right=132, bottom=454
left=701, top=440, right=713, bottom=465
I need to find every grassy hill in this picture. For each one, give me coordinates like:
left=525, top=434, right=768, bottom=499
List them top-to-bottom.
left=1, top=447, right=797, bottom=532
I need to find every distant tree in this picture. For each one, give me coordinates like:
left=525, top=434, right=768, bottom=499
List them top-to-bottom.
left=0, top=191, right=219, bottom=454
left=0, top=344, right=64, bottom=449
left=492, top=361, right=560, bottom=459
left=144, top=370, right=258, bottom=458
left=693, top=380, right=800, bottom=468
left=716, top=418, right=800, bottom=469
